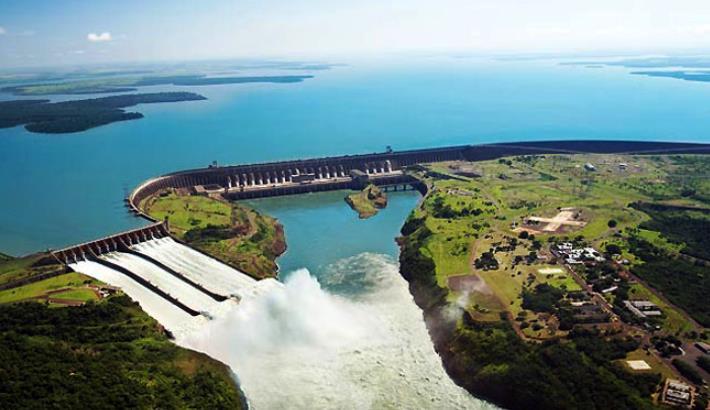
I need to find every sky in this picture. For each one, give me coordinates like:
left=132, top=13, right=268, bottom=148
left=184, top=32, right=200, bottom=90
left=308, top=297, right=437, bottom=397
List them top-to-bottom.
left=2, top=0, right=710, bottom=68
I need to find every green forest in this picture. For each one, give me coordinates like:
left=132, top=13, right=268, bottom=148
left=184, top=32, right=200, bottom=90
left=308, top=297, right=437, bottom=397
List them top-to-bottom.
left=0, top=92, right=206, bottom=134
left=0, top=296, right=244, bottom=409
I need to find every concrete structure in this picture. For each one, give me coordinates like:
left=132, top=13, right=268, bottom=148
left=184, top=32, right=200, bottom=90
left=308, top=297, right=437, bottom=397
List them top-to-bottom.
left=127, top=140, right=710, bottom=221
left=624, top=300, right=663, bottom=319
left=626, top=360, right=652, bottom=371
left=662, top=379, right=695, bottom=408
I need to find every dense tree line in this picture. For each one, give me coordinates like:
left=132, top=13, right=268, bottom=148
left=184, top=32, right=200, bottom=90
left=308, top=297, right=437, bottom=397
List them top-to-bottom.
left=0, top=92, right=206, bottom=134
left=631, top=202, right=710, bottom=260
left=627, top=235, right=710, bottom=327
left=522, top=283, right=564, bottom=313
left=0, top=297, right=243, bottom=409
left=445, top=320, right=659, bottom=410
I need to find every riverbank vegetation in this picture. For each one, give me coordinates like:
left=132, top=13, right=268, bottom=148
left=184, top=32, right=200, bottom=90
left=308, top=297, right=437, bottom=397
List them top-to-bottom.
left=0, top=92, right=206, bottom=134
left=398, top=153, right=710, bottom=408
left=345, top=184, right=388, bottom=218
left=142, top=190, right=285, bottom=278
left=0, top=256, right=245, bottom=408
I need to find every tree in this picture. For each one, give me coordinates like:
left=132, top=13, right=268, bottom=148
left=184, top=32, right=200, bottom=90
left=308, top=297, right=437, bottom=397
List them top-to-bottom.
left=608, top=219, right=618, bottom=228
left=518, top=231, right=529, bottom=239
left=606, top=244, right=622, bottom=255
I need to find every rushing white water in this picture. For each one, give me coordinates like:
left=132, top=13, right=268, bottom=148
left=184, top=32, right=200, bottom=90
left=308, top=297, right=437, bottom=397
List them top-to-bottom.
left=131, top=237, right=259, bottom=299
left=72, top=240, right=493, bottom=409
left=101, top=252, right=225, bottom=311
left=181, top=253, right=495, bottom=410
left=70, top=259, right=208, bottom=336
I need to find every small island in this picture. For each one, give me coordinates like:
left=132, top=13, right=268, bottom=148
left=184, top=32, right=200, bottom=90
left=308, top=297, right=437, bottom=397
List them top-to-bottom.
left=0, top=92, right=206, bottom=134
left=345, top=184, right=388, bottom=219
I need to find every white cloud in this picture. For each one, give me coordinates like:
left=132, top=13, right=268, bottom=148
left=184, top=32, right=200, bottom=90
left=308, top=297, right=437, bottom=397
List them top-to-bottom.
left=0, top=26, right=6, bottom=35
left=87, top=32, right=111, bottom=42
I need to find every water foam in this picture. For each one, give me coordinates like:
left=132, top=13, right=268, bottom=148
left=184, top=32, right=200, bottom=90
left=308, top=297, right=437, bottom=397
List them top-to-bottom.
left=181, top=253, right=495, bottom=409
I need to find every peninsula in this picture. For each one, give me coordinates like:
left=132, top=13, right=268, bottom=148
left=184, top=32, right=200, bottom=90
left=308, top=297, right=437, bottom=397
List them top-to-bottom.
left=2, top=74, right=314, bottom=96
left=0, top=92, right=206, bottom=134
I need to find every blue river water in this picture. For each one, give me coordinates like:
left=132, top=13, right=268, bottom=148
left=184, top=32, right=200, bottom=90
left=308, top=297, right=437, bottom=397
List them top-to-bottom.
left=2, top=56, right=710, bottom=255
left=244, top=189, right=421, bottom=280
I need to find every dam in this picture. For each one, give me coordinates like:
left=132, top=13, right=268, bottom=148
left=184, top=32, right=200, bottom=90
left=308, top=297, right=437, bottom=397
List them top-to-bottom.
left=53, top=140, right=710, bottom=336
left=126, top=140, right=710, bottom=220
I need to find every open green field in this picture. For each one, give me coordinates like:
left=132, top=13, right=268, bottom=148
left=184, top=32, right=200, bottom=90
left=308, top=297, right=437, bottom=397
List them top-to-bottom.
left=144, top=191, right=285, bottom=278
left=143, top=192, right=232, bottom=236
left=0, top=253, right=55, bottom=285
left=0, top=272, right=98, bottom=304
left=50, top=287, right=99, bottom=302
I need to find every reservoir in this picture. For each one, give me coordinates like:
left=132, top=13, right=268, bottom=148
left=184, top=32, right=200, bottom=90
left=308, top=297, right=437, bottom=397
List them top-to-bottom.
left=4, top=57, right=710, bottom=255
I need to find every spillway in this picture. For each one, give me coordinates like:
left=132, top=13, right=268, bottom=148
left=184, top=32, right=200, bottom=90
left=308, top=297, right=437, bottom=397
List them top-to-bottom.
left=68, top=237, right=279, bottom=338
left=131, top=237, right=258, bottom=298
left=101, top=252, right=223, bottom=313
left=70, top=260, right=207, bottom=336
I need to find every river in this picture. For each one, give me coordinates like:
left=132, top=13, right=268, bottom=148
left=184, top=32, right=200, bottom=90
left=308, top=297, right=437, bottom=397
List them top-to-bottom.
left=180, top=190, right=494, bottom=409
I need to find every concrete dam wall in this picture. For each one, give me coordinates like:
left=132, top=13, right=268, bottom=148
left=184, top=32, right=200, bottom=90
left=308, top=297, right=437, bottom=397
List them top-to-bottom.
left=126, top=140, right=710, bottom=220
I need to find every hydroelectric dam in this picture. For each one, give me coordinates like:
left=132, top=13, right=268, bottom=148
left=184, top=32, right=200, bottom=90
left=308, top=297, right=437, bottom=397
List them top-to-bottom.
left=51, top=140, right=710, bottom=336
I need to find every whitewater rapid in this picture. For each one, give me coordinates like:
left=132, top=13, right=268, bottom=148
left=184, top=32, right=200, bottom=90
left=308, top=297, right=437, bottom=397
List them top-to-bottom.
left=72, top=240, right=493, bottom=409
left=181, top=253, right=495, bottom=409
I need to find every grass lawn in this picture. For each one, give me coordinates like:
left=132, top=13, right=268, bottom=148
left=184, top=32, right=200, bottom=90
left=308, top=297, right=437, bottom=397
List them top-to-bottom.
left=144, top=191, right=285, bottom=278
left=144, top=192, right=232, bottom=237
left=536, top=266, right=582, bottom=291
left=0, top=272, right=97, bottom=304
left=50, top=288, right=99, bottom=302
left=622, top=348, right=677, bottom=380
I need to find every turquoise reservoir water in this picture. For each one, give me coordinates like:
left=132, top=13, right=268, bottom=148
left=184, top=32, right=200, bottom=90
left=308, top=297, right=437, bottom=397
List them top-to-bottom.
left=2, top=57, right=710, bottom=254
left=244, top=190, right=420, bottom=280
